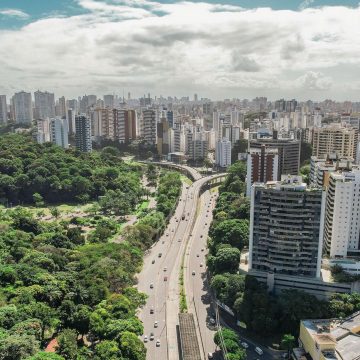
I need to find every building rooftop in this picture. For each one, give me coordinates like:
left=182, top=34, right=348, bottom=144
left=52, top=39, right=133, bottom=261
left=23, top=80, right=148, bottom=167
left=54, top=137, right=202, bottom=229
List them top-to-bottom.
left=302, top=311, right=360, bottom=360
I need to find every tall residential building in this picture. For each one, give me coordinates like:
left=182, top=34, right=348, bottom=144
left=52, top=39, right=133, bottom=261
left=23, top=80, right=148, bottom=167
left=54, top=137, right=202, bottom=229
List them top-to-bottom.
left=34, top=90, right=55, bottom=119
left=12, top=91, right=33, bottom=124
left=0, top=95, right=7, bottom=124
left=104, top=95, right=114, bottom=108
left=58, top=96, right=67, bottom=118
left=67, top=99, right=78, bottom=114
left=92, top=108, right=115, bottom=140
left=67, top=109, right=75, bottom=135
left=114, top=109, right=137, bottom=143
left=143, top=109, right=157, bottom=145
left=166, top=110, right=174, bottom=128
left=75, top=115, right=92, bottom=152
left=157, top=117, right=170, bottom=156
left=36, top=118, right=51, bottom=144
left=50, top=118, right=69, bottom=149
left=173, top=123, right=186, bottom=153
left=312, top=125, right=357, bottom=159
left=186, top=129, right=208, bottom=161
left=215, top=137, right=231, bottom=168
left=249, top=137, right=301, bottom=178
left=246, top=146, right=279, bottom=196
left=323, top=169, right=360, bottom=258
left=249, top=176, right=325, bottom=278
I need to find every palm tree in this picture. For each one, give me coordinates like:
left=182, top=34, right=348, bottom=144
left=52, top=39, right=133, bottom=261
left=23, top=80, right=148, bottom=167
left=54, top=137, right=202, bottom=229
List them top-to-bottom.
left=281, top=334, right=295, bottom=359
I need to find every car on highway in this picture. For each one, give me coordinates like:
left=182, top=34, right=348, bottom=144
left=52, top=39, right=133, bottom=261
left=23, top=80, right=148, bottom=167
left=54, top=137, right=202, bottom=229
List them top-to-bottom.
left=166, top=233, right=169, bottom=236
left=200, top=235, right=203, bottom=238
left=201, top=248, right=204, bottom=251
left=158, top=253, right=162, bottom=257
left=197, top=254, right=199, bottom=257
left=152, top=259, right=155, bottom=264
left=200, top=263, right=203, bottom=267
left=163, top=267, right=167, bottom=271
left=192, top=271, right=196, bottom=275
left=164, top=276, right=168, bottom=281
left=150, top=283, right=154, bottom=288
left=150, top=308, right=154, bottom=314
left=154, top=321, right=158, bottom=328
left=150, top=332, right=154, bottom=341
left=144, top=335, right=148, bottom=342
left=156, top=339, right=161, bottom=347
left=241, top=342, right=249, bottom=349
left=255, top=347, right=263, bottom=355
left=208, top=353, right=213, bottom=359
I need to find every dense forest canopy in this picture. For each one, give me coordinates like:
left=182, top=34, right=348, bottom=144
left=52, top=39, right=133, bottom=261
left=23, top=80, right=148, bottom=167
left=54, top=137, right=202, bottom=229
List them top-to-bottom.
left=0, top=134, right=142, bottom=206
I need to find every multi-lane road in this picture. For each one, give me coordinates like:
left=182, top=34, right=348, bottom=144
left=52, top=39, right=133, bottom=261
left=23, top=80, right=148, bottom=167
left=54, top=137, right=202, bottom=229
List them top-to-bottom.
left=136, top=163, right=278, bottom=360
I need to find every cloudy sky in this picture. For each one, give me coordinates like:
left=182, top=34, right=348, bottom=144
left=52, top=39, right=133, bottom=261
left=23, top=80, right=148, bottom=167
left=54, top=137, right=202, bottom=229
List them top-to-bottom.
left=0, top=0, right=359, bottom=101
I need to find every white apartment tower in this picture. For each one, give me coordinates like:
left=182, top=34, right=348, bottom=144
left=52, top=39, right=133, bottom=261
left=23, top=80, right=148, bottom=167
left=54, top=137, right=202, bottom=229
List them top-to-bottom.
left=34, top=90, right=55, bottom=119
left=12, top=91, right=33, bottom=124
left=0, top=95, right=7, bottom=124
left=50, top=118, right=69, bottom=149
left=215, top=138, right=231, bottom=168
left=323, top=169, right=360, bottom=258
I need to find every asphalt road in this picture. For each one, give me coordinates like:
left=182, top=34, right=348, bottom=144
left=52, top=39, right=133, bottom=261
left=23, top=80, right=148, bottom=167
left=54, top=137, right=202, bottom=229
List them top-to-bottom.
left=137, top=170, right=224, bottom=360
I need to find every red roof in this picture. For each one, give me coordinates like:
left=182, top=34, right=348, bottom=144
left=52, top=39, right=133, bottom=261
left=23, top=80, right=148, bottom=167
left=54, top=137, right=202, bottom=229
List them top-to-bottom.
left=45, top=338, right=58, bottom=353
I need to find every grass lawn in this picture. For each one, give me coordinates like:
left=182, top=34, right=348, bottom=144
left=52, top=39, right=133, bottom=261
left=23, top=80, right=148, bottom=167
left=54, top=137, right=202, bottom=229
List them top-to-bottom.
left=180, top=175, right=193, bottom=186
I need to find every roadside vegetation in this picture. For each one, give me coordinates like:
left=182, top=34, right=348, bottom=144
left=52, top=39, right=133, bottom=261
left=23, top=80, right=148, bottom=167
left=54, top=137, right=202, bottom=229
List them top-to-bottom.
left=0, top=135, right=184, bottom=359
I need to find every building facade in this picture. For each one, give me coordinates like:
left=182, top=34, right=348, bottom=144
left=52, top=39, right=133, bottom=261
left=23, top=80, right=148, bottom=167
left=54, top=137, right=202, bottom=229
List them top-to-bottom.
left=34, top=90, right=55, bottom=119
left=12, top=91, right=33, bottom=124
left=0, top=95, right=7, bottom=124
left=143, top=109, right=157, bottom=145
left=75, top=115, right=92, bottom=152
left=50, top=118, right=69, bottom=149
left=312, top=125, right=357, bottom=159
left=215, top=137, right=231, bottom=168
left=246, top=146, right=279, bottom=196
left=249, top=176, right=326, bottom=278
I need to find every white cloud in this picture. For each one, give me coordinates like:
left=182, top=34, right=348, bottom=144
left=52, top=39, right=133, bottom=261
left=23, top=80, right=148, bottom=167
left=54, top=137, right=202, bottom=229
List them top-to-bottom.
left=0, top=1, right=359, bottom=100
left=0, top=9, right=29, bottom=19
left=296, top=71, right=333, bottom=90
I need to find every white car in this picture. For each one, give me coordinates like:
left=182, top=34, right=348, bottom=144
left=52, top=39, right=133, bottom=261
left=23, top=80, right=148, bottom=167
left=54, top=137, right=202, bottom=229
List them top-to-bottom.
left=200, top=263, right=203, bottom=267
left=192, top=271, right=196, bottom=276
left=209, top=318, right=216, bottom=325
left=154, top=321, right=158, bottom=328
left=150, top=332, right=154, bottom=341
left=144, top=335, right=148, bottom=342
left=156, top=339, right=161, bottom=347
left=241, top=342, right=249, bottom=349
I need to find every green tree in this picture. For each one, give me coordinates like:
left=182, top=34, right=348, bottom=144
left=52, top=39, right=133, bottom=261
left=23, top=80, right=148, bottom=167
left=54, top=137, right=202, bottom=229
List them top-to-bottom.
left=32, top=193, right=44, bottom=207
left=50, top=207, right=60, bottom=219
left=211, top=247, right=241, bottom=274
left=56, top=329, right=78, bottom=359
left=118, top=331, right=146, bottom=360
left=0, top=334, right=39, bottom=360
left=281, top=334, right=295, bottom=359
left=94, top=340, right=122, bottom=360
left=27, top=352, right=65, bottom=360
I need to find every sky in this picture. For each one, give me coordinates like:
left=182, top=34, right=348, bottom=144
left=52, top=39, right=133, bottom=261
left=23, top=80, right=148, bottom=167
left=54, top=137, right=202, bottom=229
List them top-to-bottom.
left=0, top=0, right=360, bottom=101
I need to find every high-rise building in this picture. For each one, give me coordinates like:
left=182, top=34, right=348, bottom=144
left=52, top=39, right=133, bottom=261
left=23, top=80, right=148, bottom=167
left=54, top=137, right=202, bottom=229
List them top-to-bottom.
left=34, top=90, right=55, bottom=119
left=12, top=91, right=33, bottom=124
left=0, top=95, right=7, bottom=124
left=104, top=95, right=114, bottom=108
left=58, top=96, right=67, bottom=118
left=67, top=99, right=78, bottom=114
left=67, top=108, right=75, bottom=135
left=92, top=108, right=115, bottom=140
left=114, top=109, right=137, bottom=143
left=143, top=109, right=157, bottom=145
left=166, top=110, right=174, bottom=128
left=75, top=115, right=92, bottom=152
left=157, top=117, right=170, bottom=156
left=36, top=118, right=51, bottom=144
left=50, top=118, right=69, bottom=149
left=312, top=125, right=357, bottom=159
left=186, top=128, right=208, bottom=161
left=249, top=137, right=300, bottom=179
left=215, top=138, right=231, bottom=168
left=246, top=146, right=279, bottom=196
left=323, top=168, right=360, bottom=258
left=249, top=175, right=325, bottom=278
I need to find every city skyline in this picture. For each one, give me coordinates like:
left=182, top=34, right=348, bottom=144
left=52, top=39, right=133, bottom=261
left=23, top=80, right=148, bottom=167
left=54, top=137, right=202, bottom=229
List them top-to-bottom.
left=0, top=0, right=360, bottom=100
